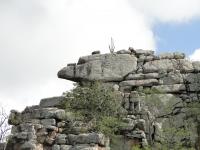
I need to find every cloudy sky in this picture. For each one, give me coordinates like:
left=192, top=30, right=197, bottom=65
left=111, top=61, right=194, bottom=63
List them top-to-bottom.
left=0, top=0, right=200, bottom=113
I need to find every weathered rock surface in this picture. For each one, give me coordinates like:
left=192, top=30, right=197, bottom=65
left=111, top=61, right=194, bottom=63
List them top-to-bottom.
left=6, top=49, right=200, bottom=150
left=58, top=54, right=137, bottom=82
left=143, top=59, right=176, bottom=73
left=120, top=79, right=159, bottom=87
left=40, top=96, right=65, bottom=108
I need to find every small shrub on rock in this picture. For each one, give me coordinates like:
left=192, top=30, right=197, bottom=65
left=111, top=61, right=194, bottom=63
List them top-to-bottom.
left=61, top=82, right=125, bottom=137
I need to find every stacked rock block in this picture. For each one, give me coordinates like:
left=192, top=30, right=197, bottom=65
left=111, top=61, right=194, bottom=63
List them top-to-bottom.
left=6, top=48, right=200, bottom=149
left=58, top=48, right=200, bottom=147
left=6, top=97, right=110, bottom=150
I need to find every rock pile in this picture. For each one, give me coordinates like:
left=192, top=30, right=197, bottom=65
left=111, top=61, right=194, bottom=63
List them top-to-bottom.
left=5, top=48, right=200, bottom=150
left=6, top=97, right=109, bottom=150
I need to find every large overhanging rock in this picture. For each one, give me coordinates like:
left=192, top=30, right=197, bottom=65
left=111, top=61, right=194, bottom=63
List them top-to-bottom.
left=58, top=54, right=137, bottom=82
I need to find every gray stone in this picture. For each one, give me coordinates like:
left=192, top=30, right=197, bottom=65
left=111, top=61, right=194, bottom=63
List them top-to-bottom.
left=116, top=49, right=131, bottom=54
left=132, top=49, right=154, bottom=56
left=7, top=50, right=200, bottom=150
left=91, top=51, right=100, bottom=55
left=158, top=52, right=185, bottom=60
left=173, top=52, right=185, bottom=59
left=159, top=53, right=174, bottom=59
left=58, top=54, right=137, bottom=82
left=137, top=55, right=146, bottom=62
left=138, top=55, right=156, bottom=62
left=145, top=55, right=155, bottom=62
left=143, top=59, right=176, bottom=73
left=177, top=59, right=194, bottom=73
left=192, top=61, right=200, bottom=72
left=67, top=63, right=76, bottom=66
left=58, top=65, right=75, bottom=80
left=159, top=71, right=183, bottom=85
left=125, top=73, right=144, bottom=80
left=126, top=73, right=159, bottom=80
left=144, top=73, right=160, bottom=79
left=183, top=73, right=200, bottom=83
left=120, top=79, right=159, bottom=87
left=188, top=83, right=200, bottom=92
left=113, top=84, right=119, bottom=91
left=152, top=84, right=186, bottom=93
left=119, top=85, right=132, bottom=92
left=122, top=94, right=130, bottom=110
left=145, top=94, right=181, bottom=105
left=40, top=96, right=65, bottom=108
left=26, top=108, right=65, bottom=120
left=8, top=110, right=22, bottom=125
left=127, top=115, right=136, bottom=120
left=29, top=119, right=41, bottom=124
left=41, top=119, right=56, bottom=126
left=136, top=119, right=146, bottom=131
left=57, top=121, right=66, bottom=128
left=154, top=122, right=163, bottom=142
left=20, top=123, right=35, bottom=132
left=45, top=125, right=58, bottom=131
left=11, top=126, right=19, bottom=134
left=36, top=128, right=48, bottom=137
left=128, top=130, right=146, bottom=139
left=16, top=132, right=28, bottom=140
left=28, top=132, right=37, bottom=140
left=68, top=133, right=105, bottom=146
left=56, top=134, right=67, bottom=144
left=45, top=137, right=55, bottom=145
left=142, top=138, right=148, bottom=147
left=21, top=141, right=36, bottom=150
left=0, top=143, right=6, bottom=150
left=52, top=145, right=61, bottom=150
left=60, top=145, right=72, bottom=150
left=69, top=145, right=99, bottom=150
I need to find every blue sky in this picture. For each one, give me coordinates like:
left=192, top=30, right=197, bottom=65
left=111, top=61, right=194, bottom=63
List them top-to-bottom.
left=154, top=19, right=200, bottom=56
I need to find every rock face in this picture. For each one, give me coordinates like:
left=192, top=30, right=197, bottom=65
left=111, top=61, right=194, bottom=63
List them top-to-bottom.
left=6, top=49, right=200, bottom=150
left=58, top=54, right=137, bottom=82
left=6, top=103, right=109, bottom=150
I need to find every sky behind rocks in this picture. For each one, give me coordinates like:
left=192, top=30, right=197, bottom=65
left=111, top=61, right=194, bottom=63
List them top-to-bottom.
left=0, top=0, right=200, bottom=112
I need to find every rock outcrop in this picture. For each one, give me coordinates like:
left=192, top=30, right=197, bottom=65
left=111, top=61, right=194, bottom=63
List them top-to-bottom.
left=5, top=48, right=200, bottom=150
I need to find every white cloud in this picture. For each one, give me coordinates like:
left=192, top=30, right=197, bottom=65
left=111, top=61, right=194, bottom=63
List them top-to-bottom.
left=0, top=0, right=155, bottom=112
left=1, top=0, right=200, bottom=113
left=129, top=0, right=200, bottom=23
left=190, top=48, right=200, bottom=61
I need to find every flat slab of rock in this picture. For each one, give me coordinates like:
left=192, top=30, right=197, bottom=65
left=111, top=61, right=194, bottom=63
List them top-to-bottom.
left=132, top=49, right=154, bottom=56
left=158, top=52, right=185, bottom=59
left=58, top=54, right=137, bottom=82
left=143, top=59, right=176, bottom=73
left=159, top=71, right=183, bottom=85
left=125, top=73, right=159, bottom=80
left=120, top=79, right=159, bottom=87
left=152, top=84, right=186, bottom=93
left=40, top=96, right=65, bottom=108
left=22, top=108, right=65, bottom=120
left=68, top=133, right=105, bottom=146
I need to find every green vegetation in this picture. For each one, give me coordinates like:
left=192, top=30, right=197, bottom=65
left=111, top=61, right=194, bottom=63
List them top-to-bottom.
left=61, top=82, right=125, bottom=137
left=61, top=83, right=200, bottom=149
left=142, top=89, right=197, bottom=149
